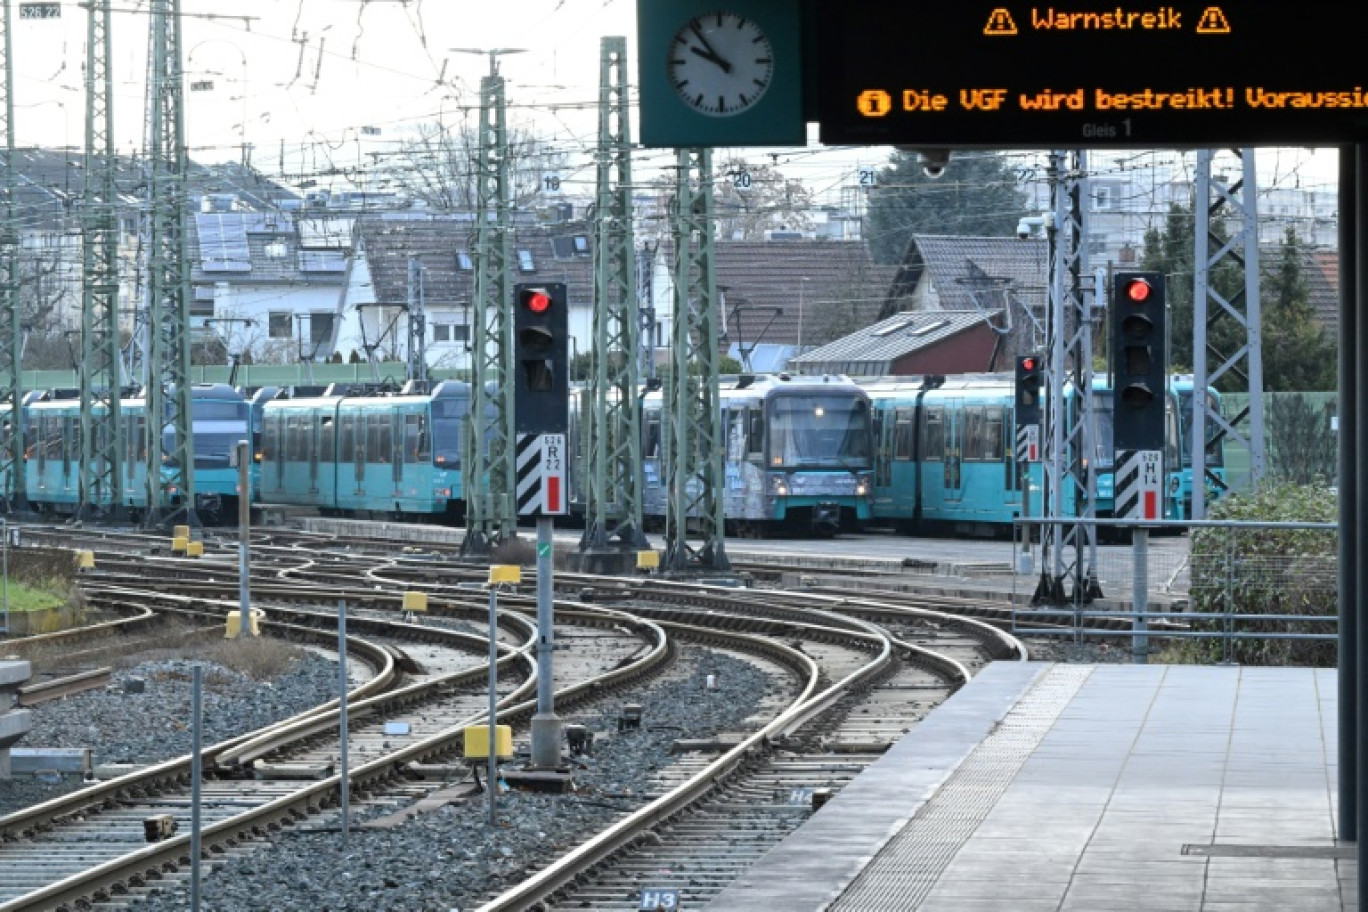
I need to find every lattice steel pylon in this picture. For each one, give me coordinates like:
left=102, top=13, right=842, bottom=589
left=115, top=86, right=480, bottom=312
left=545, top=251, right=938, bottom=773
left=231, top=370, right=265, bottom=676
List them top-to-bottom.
left=0, top=0, right=25, bottom=513
left=77, top=0, right=126, bottom=521
left=143, top=0, right=196, bottom=528
left=578, top=36, right=647, bottom=561
left=462, top=73, right=516, bottom=555
left=663, top=149, right=728, bottom=573
left=1191, top=149, right=1265, bottom=518
left=1037, top=150, right=1100, bottom=606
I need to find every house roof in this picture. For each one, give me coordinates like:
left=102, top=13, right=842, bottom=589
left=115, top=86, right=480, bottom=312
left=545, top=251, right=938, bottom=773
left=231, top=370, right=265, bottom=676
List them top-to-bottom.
left=6, top=149, right=297, bottom=230
left=188, top=211, right=350, bottom=287
left=355, top=215, right=596, bottom=309
left=885, top=235, right=1050, bottom=317
left=709, top=240, right=897, bottom=349
left=792, top=309, right=993, bottom=373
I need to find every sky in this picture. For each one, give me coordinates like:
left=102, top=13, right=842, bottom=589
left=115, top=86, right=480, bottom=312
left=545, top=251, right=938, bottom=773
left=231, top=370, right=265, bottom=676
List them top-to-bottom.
left=4, top=0, right=1342, bottom=206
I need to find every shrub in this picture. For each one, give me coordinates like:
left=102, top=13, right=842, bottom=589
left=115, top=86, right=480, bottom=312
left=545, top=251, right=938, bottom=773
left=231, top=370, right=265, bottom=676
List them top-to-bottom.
left=1183, top=481, right=1337, bottom=666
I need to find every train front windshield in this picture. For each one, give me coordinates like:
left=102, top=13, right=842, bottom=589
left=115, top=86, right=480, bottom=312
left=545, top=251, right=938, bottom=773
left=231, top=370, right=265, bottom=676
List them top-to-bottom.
left=1178, top=391, right=1224, bottom=468
left=768, top=395, right=872, bottom=470
left=431, top=398, right=468, bottom=468
left=176, top=400, right=249, bottom=469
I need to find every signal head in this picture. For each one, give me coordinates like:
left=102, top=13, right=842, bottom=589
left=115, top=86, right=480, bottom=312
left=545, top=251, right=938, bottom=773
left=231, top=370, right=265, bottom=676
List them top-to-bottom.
left=1124, top=278, right=1153, bottom=303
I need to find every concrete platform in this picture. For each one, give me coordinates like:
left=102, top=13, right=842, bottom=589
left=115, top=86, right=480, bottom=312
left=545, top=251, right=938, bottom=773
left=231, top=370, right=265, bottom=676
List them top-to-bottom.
left=708, top=662, right=1351, bottom=911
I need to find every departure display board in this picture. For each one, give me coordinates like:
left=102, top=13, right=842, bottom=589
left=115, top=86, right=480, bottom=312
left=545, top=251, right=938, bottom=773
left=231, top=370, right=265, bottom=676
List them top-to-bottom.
left=816, top=2, right=1368, bottom=146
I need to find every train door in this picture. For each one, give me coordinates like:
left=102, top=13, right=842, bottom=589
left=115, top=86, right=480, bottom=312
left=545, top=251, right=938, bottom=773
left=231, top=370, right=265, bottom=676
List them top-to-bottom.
left=943, top=400, right=964, bottom=503
left=873, top=404, right=892, bottom=488
left=391, top=411, right=403, bottom=494
left=307, top=412, right=321, bottom=494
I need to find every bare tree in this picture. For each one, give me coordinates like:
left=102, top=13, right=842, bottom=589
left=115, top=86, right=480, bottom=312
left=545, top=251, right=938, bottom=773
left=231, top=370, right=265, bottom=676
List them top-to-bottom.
left=377, top=120, right=570, bottom=212
left=714, top=157, right=814, bottom=240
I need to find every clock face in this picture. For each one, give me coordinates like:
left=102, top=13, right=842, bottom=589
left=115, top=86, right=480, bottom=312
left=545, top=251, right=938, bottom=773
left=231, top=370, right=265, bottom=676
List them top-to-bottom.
left=668, top=12, right=774, bottom=117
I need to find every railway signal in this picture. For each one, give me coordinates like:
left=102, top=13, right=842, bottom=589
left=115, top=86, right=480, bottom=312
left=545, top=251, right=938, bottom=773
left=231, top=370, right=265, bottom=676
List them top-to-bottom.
left=1110, top=272, right=1167, bottom=453
left=1111, top=272, right=1167, bottom=521
left=513, top=282, right=569, bottom=437
left=513, top=283, right=569, bottom=519
left=1013, top=353, right=1043, bottom=463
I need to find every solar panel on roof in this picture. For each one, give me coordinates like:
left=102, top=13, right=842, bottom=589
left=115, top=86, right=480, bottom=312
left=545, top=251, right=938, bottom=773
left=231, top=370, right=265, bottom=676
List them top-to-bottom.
left=196, top=213, right=251, bottom=272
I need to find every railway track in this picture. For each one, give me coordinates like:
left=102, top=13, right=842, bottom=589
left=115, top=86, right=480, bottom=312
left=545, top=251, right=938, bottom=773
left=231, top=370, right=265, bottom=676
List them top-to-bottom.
left=0, top=521, right=1031, bottom=910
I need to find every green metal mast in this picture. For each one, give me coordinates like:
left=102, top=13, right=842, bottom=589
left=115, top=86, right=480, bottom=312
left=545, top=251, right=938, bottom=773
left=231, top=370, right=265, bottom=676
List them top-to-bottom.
left=0, top=0, right=25, bottom=513
left=77, top=0, right=125, bottom=521
left=144, top=0, right=196, bottom=527
left=578, top=36, right=646, bottom=564
left=463, top=72, right=515, bottom=554
left=664, top=149, right=727, bottom=573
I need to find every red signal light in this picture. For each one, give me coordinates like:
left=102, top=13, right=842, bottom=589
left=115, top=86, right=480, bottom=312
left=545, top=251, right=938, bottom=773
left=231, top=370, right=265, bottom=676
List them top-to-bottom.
left=1125, top=279, right=1152, bottom=303
left=524, top=290, right=553, bottom=314
left=1021, top=357, right=1036, bottom=371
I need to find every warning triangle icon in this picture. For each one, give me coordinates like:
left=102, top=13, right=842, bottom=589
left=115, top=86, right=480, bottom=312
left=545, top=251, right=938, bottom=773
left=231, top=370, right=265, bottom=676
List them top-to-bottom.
left=1196, top=7, right=1231, bottom=34
left=984, top=8, right=1018, bottom=36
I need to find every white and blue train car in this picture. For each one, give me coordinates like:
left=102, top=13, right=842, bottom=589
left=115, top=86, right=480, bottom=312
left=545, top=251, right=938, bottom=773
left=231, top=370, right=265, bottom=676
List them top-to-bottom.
left=639, top=374, right=874, bottom=536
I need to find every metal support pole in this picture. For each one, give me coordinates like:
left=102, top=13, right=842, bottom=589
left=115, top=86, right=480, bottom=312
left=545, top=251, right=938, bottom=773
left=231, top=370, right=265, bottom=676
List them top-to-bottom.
left=1353, top=141, right=1368, bottom=909
left=1338, top=142, right=1358, bottom=841
left=236, top=441, right=251, bottom=636
left=530, top=516, right=562, bottom=768
left=1131, top=529, right=1148, bottom=664
left=487, top=584, right=499, bottom=826
left=337, top=599, right=349, bottom=845
left=190, top=664, right=202, bottom=911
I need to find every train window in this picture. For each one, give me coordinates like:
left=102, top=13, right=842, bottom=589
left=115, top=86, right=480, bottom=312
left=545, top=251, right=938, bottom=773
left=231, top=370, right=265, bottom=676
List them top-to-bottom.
left=767, top=395, right=872, bottom=469
left=1165, top=398, right=1180, bottom=470
left=194, top=401, right=248, bottom=422
left=431, top=404, right=462, bottom=468
left=893, top=408, right=915, bottom=461
left=963, top=408, right=985, bottom=461
left=984, top=408, right=1005, bottom=462
left=923, top=409, right=944, bottom=461
left=726, top=410, right=746, bottom=461
left=747, top=410, right=764, bottom=462
left=262, top=413, right=278, bottom=461
left=339, top=413, right=356, bottom=462
left=367, top=413, right=391, bottom=463
left=405, top=414, right=426, bottom=463
left=644, top=414, right=662, bottom=459
left=285, top=415, right=304, bottom=461
left=319, top=416, right=334, bottom=462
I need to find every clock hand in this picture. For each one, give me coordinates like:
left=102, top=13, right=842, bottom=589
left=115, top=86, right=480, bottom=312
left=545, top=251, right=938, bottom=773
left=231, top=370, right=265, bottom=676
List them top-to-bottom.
left=689, top=22, right=733, bottom=72
left=689, top=44, right=733, bottom=73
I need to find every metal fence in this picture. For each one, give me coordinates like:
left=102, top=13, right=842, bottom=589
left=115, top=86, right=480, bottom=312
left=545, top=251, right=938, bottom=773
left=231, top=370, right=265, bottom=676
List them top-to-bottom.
left=1009, top=519, right=1338, bottom=664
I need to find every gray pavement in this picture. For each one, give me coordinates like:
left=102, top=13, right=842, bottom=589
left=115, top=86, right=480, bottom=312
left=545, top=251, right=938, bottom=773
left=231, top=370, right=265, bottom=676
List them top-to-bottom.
left=708, top=662, right=1350, bottom=911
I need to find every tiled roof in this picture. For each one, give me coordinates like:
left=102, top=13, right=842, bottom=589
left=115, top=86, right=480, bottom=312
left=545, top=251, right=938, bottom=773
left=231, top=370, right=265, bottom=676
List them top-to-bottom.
left=5, top=147, right=295, bottom=234
left=355, top=215, right=596, bottom=307
left=886, top=235, right=1050, bottom=315
left=708, top=240, right=897, bottom=348
left=792, top=310, right=992, bottom=372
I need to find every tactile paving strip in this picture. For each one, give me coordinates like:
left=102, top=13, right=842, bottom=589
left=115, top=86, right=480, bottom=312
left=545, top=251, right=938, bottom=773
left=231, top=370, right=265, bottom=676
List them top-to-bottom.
left=828, top=664, right=1093, bottom=911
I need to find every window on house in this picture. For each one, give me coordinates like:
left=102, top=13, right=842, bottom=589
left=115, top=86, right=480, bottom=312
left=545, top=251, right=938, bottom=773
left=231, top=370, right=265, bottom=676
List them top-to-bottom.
left=1093, top=186, right=1113, bottom=211
left=517, top=249, right=535, bottom=272
left=455, top=251, right=473, bottom=271
left=268, top=313, right=291, bottom=338
left=309, top=313, right=335, bottom=356
left=433, top=324, right=451, bottom=343
left=452, top=325, right=470, bottom=343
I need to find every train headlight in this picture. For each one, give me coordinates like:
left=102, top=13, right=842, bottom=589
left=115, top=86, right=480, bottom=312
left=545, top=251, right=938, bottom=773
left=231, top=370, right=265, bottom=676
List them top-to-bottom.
left=770, top=476, right=789, bottom=497
left=856, top=480, right=868, bottom=497
left=436, top=487, right=451, bottom=498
